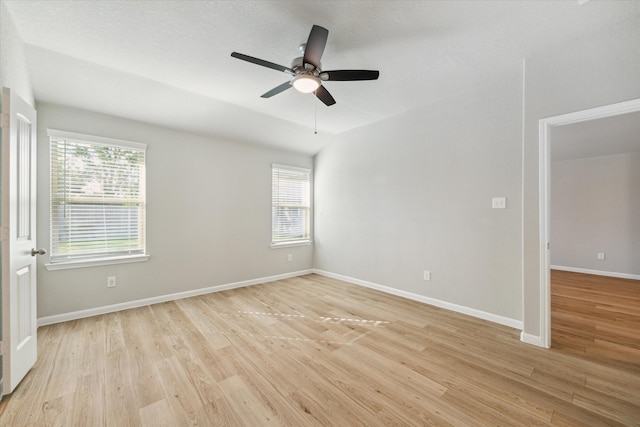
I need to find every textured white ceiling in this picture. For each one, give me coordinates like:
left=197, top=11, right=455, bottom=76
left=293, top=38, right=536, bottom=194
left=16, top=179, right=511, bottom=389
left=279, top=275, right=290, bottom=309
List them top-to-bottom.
left=4, top=0, right=640, bottom=154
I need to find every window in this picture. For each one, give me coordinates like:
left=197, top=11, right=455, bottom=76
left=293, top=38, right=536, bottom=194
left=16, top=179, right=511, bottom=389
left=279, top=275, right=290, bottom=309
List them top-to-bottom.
left=48, top=129, right=147, bottom=267
left=272, top=164, right=311, bottom=246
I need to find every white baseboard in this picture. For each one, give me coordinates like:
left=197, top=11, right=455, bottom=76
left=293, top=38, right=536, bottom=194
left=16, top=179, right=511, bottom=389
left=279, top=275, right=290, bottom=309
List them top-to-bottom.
left=551, top=265, right=640, bottom=281
left=39, top=268, right=527, bottom=334
left=37, top=269, right=314, bottom=327
left=312, top=269, right=523, bottom=330
left=520, top=331, right=547, bottom=348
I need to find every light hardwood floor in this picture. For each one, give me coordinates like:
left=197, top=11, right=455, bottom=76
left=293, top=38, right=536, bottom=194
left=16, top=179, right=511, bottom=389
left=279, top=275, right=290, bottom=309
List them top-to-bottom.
left=551, top=269, right=640, bottom=373
left=1, top=273, right=638, bottom=426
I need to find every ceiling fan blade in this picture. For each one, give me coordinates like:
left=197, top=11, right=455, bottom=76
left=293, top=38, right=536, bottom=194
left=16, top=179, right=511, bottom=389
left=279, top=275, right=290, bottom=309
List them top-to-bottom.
left=303, top=25, right=328, bottom=68
left=231, top=52, right=294, bottom=74
left=320, top=70, right=380, bottom=81
left=261, top=81, right=292, bottom=98
left=315, top=85, right=336, bottom=106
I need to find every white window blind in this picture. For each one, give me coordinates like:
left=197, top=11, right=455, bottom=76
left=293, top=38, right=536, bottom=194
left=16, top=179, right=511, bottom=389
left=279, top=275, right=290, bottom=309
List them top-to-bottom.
left=49, top=130, right=146, bottom=263
left=272, top=165, right=311, bottom=244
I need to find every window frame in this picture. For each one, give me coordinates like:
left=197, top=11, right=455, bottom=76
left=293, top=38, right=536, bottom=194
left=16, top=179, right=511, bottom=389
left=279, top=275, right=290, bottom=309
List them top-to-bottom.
left=45, top=129, right=149, bottom=270
left=271, top=164, right=313, bottom=248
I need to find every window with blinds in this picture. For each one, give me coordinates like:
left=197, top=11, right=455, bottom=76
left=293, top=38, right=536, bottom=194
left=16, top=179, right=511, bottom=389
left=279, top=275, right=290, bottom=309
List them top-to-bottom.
left=49, top=130, right=146, bottom=263
left=272, top=165, right=311, bottom=245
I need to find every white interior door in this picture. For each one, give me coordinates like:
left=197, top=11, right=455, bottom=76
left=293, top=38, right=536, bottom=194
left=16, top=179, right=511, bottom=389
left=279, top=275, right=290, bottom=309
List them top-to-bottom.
left=1, top=87, right=38, bottom=396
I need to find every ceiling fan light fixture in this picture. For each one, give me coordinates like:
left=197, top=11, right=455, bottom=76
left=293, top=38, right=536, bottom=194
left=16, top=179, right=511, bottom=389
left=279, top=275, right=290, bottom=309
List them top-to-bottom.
left=231, top=25, right=379, bottom=106
left=292, top=74, right=320, bottom=93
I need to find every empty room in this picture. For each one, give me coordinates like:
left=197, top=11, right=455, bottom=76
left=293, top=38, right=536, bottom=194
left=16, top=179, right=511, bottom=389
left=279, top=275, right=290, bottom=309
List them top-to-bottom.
left=1, top=1, right=639, bottom=425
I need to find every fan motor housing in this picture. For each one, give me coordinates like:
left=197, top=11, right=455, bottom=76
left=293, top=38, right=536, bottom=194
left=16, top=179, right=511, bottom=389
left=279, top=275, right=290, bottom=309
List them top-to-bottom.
left=291, top=57, right=320, bottom=75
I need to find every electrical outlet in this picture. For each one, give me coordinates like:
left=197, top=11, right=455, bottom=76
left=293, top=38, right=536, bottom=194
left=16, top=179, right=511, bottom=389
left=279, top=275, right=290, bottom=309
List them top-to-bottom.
left=492, top=197, right=506, bottom=209
left=597, top=252, right=605, bottom=260
left=287, top=254, right=292, bottom=262
left=423, top=270, right=431, bottom=281
left=107, top=276, right=117, bottom=287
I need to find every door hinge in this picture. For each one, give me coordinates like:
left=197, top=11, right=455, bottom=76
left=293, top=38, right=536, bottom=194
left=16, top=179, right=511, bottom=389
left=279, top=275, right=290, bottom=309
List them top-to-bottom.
left=0, top=113, right=8, bottom=129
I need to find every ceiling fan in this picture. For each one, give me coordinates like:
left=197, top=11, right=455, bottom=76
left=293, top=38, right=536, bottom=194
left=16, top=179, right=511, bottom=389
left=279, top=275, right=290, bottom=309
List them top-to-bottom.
left=231, top=25, right=379, bottom=106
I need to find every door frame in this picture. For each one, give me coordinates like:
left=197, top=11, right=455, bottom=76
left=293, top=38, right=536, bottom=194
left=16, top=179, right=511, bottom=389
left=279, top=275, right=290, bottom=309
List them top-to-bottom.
left=538, top=97, right=640, bottom=349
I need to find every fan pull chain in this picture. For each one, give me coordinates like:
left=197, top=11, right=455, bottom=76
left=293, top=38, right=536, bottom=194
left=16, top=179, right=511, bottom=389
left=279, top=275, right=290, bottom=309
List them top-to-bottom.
left=314, top=103, right=318, bottom=134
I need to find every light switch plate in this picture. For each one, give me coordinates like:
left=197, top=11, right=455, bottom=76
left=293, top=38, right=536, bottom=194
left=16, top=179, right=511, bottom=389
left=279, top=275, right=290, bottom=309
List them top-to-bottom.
left=492, top=197, right=506, bottom=209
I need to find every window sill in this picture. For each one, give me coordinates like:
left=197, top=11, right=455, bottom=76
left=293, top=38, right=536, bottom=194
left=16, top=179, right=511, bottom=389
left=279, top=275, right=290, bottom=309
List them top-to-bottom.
left=270, top=240, right=312, bottom=249
left=44, top=254, right=150, bottom=271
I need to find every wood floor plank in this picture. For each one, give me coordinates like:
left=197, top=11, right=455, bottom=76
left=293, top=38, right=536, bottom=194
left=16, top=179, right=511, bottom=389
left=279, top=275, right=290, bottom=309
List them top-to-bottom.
left=551, top=269, right=640, bottom=373
left=1, top=272, right=639, bottom=426
left=104, top=349, right=143, bottom=426
left=154, top=354, right=213, bottom=426
left=71, top=372, right=106, bottom=427
left=217, top=375, right=281, bottom=426
left=42, top=392, right=74, bottom=427
left=139, top=399, right=176, bottom=427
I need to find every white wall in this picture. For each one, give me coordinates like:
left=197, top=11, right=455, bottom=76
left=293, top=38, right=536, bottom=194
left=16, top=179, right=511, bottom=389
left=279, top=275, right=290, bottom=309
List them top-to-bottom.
left=0, top=1, right=33, bottom=105
left=315, top=13, right=640, bottom=334
left=522, top=14, right=640, bottom=338
left=314, top=74, right=524, bottom=322
left=36, top=103, right=313, bottom=318
left=551, top=153, right=640, bottom=276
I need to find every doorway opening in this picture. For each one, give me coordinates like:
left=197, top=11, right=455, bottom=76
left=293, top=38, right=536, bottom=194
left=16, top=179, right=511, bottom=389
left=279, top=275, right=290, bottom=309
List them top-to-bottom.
left=538, top=98, right=640, bottom=349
